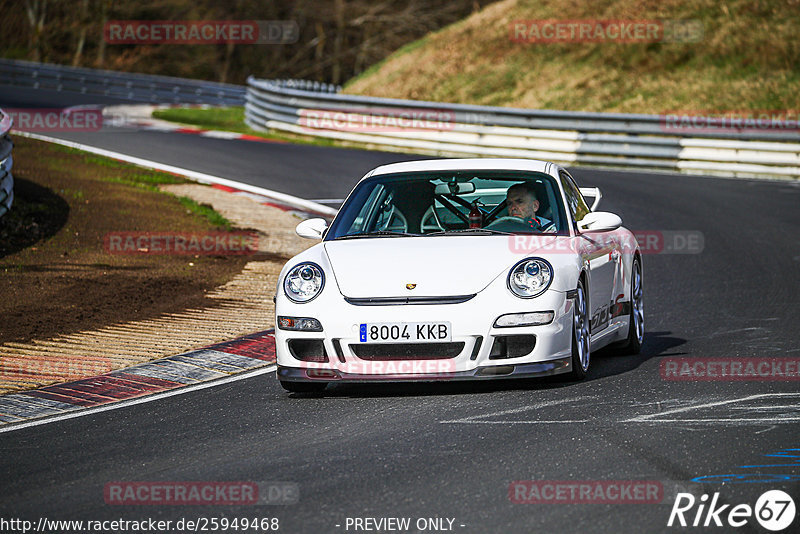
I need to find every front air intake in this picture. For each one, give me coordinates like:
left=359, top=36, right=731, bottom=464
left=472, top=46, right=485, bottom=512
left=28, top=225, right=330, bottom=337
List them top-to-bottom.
left=489, top=335, right=536, bottom=359
left=288, top=339, right=329, bottom=362
left=350, top=342, right=465, bottom=360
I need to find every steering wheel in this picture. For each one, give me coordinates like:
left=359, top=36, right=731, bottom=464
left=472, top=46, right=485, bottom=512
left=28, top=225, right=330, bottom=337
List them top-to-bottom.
left=484, top=216, right=533, bottom=232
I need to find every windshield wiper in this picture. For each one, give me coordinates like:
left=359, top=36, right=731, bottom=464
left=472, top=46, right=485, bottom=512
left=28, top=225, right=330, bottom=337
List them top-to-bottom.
left=427, top=228, right=513, bottom=236
left=335, top=231, right=419, bottom=240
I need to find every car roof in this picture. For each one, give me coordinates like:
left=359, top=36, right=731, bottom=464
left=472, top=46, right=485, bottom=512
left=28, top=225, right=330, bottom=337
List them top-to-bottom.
left=363, top=158, right=555, bottom=182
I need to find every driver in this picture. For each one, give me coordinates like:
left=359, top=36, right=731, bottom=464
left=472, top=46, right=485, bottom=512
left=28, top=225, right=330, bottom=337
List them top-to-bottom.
left=506, top=182, right=556, bottom=232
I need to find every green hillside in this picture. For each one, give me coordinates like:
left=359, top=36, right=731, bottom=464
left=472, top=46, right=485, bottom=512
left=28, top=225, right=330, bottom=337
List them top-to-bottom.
left=344, top=0, right=799, bottom=113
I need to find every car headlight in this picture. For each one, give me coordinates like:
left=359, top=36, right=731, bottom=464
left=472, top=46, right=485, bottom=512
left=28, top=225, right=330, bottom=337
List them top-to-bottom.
left=507, top=258, right=553, bottom=298
left=283, top=262, right=325, bottom=303
left=278, top=316, right=323, bottom=331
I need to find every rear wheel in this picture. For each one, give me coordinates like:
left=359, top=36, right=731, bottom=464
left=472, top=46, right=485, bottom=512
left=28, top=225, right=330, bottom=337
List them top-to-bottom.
left=615, top=257, right=644, bottom=355
left=569, top=278, right=590, bottom=380
left=279, top=380, right=327, bottom=393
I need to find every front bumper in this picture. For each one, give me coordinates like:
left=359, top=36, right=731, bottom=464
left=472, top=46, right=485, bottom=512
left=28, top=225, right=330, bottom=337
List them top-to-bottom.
left=275, top=287, right=574, bottom=383
left=277, top=357, right=571, bottom=383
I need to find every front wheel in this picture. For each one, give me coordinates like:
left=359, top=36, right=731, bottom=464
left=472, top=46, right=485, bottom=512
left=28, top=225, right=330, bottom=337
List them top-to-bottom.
left=615, top=257, right=644, bottom=355
left=568, top=278, right=591, bottom=380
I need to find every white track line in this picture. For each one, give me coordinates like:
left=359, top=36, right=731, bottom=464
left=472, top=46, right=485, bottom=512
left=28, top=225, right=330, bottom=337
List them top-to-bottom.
left=14, top=131, right=338, bottom=217
left=0, top=365, right=276, bottom=434
left=623, top=393, right=800, bottom=422
left=440, top=394, right=800, bottom=425
left=439, top=397, right=590, bottom=424
left=633, top=418, right=800, bottom=424
left=443, top=420, right=591, bottom=424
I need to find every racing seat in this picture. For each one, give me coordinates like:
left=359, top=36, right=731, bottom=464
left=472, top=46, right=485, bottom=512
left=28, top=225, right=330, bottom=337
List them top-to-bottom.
left=385, top=181, right=436, bottom=234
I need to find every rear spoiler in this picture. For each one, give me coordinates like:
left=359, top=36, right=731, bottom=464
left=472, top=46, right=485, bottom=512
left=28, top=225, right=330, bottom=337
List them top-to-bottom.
left=579, top=187, right=602, bottom=211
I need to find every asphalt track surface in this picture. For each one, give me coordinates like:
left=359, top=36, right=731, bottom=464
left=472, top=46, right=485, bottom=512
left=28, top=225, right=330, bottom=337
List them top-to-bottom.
left=2, top=88, right=800, bottom=533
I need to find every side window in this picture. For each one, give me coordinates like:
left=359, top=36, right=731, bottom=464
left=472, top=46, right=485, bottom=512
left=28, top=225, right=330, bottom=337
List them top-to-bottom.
left=559, top=171, right=590, bottom=224
left=349, top=184, right=384, bottom=233
left=371, top=189, right=395, bottom=231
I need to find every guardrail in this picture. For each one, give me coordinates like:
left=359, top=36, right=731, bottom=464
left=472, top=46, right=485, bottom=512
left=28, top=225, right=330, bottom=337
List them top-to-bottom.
left=0, top=59, right=245, bottom=106
left=1, top=60, right=796, bottom=179
left=245, top=77, right=800, bottom=180
left=0, top=110, right=13, bottom=217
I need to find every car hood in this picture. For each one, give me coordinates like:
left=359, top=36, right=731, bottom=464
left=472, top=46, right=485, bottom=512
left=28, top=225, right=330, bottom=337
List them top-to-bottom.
left=324, top=235, right=560, bottom=298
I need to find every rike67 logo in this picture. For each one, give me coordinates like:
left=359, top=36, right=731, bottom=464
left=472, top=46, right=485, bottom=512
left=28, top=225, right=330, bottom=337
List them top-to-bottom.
left=668, top=490, right=796, bottom=531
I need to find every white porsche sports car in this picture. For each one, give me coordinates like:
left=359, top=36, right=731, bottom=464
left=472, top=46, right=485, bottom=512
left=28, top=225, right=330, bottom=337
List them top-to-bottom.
left=275, top=158, right=643, bottom=392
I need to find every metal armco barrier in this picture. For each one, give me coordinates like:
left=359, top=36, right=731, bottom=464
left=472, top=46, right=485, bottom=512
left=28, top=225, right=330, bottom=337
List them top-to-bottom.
left=0, top=58, right=245, bottom=106
left=0, top=60, right=796, bottom=179
left=245, top=76, right=800, bottom=179
left=0, top=110, right=13, bottom=217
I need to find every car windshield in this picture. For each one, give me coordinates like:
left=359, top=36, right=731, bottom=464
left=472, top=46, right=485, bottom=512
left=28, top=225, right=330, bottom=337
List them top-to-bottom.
left=325, top=170, right=568, bottom=240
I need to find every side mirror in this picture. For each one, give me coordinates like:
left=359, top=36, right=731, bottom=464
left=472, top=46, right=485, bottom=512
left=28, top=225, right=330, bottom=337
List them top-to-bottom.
left=579, top=211, right=622, bottom=232
left=296, top=218, right=328, bottom=239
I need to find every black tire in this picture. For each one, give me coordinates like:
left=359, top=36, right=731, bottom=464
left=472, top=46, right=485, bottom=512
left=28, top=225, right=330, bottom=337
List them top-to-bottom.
left=615, top=257, right=644, bottom=355
left=568, top=277, right=590, bottom=380
left=279, top=380, right=328, bottom=393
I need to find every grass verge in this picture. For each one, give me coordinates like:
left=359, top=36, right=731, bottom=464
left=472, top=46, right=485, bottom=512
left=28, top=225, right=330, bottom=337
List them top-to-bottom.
left=344, top=0, right=800, bottom=114
left=151, top=107, right=344, bottom=149
left=0, top=137, right=249, bottom=344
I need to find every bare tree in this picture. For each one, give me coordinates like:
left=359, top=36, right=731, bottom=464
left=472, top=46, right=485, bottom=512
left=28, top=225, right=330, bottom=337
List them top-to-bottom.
left=5, top=0, right=488, bottom=84
left=24, top=0, right=47, bottom=62
left=71, top=0, right=89, bottom=66
left=94, top=0, right=110, bottom=67
left=331, top=0, right=345, bottom=85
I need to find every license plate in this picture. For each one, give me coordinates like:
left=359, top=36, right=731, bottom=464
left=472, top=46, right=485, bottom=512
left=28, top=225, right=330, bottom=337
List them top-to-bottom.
left=359, top=322, right=452, bottom=343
